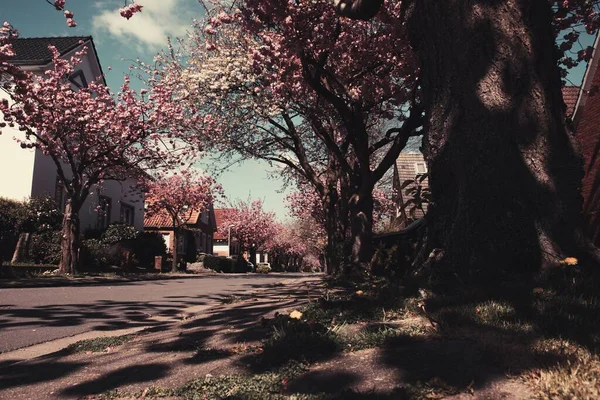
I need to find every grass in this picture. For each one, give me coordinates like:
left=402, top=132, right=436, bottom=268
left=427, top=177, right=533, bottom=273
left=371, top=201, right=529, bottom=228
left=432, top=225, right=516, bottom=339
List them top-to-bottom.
left=97, top=274, right=600, bottom=399
left=66, top=334, right=137, bottom=353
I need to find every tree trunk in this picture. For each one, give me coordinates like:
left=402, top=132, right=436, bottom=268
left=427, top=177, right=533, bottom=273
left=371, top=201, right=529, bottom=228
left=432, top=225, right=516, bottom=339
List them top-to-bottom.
left=407, top=0, right=591, bottom=283
left=324, top=187, right=343, bottom=274
left=348, top=190, right=374, bottom=267
left=58, top=200, right=81, bottom=275
left=171, top=227, right=179, bottom=273
left=11, top=232, right=31, bottom=264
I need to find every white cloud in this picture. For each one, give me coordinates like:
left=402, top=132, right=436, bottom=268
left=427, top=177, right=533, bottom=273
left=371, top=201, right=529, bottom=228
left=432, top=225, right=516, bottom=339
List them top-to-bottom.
left=92, top=0, right=194, bottom=50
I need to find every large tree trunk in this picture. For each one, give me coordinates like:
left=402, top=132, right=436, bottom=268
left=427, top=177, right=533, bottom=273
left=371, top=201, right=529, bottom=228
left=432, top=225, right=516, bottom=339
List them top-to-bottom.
left=407, top=0, right=591, bottom=283
left=324, top=186, right=344, bottom=274
left=348, top=189, right=374, bottom=268
left=58, top=200, right=81, bottom=275
left=171, top=227, right=179, bottom=273
left=11, top=232, right=31, bottom=264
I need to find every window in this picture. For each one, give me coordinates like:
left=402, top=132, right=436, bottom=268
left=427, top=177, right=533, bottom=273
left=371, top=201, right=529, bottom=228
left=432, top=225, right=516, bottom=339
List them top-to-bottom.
left=68, top=70, right=88, bottom=89
left=415, top=162, right=427, bottom=174
left=54, top=176, right=65, bottom=212
left=97, top=196, right=112, bottom=229
left=120, top=203, right=135, bottom=226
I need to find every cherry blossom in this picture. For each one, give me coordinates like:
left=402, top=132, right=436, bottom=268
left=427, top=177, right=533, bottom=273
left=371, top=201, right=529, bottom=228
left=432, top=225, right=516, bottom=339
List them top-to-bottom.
left=0, top=33, right=206, bottom=274
left=145, top=170, right=222, bottom=272
left=217, top=198, right=278, bottom=255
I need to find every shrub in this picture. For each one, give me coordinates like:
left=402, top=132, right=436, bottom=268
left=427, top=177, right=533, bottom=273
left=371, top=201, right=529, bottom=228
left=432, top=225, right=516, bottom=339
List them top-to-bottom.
left=0, top=197, right=21, bottom=262
left=101, top=223, right=138, bottom=244
left=26, top=231, right=62, bottom=265
left=133, top=232, right=167, bottom=269
left=80, top=239, right=109, bottom=270
left=204, top=255, right=235, bottom=273
left=256, top=263, right=271, bottom=274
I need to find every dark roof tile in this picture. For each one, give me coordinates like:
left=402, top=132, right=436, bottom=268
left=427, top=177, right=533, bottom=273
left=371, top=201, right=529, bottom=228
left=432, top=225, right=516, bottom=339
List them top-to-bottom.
left=10, top=36, right=92, bottom=65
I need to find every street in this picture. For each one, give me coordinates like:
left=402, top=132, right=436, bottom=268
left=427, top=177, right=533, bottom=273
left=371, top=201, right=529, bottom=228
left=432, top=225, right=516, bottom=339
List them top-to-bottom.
left=0, top=273, right=313, bottom=353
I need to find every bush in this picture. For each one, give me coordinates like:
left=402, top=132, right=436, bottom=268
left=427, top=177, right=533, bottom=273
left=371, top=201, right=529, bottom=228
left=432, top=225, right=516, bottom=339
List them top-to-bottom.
left=0, top=197, right=23, bottom=262
left=101, top=223, right=138, bottom=244
left=26, top=231, right=62, bottom=265
left=133, top=232, right=167, bottom=269
left=80, top=239, right=109, bottom=270
left=204, top=254, right=235, bottom=273
left=256, top=263, right=271, bottom=274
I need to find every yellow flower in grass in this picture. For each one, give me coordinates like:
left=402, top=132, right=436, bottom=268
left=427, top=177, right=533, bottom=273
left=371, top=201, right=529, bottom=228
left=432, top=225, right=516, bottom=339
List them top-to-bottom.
left=561, top=257, right=578, bottom=266
left=355, top=290, right=364, bottom=296
left=289, top=310, right=303, bottom=320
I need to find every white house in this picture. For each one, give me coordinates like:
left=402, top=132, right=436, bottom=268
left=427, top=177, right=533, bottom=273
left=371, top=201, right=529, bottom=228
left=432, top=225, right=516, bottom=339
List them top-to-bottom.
left=0, top=36, right=144, bottom=231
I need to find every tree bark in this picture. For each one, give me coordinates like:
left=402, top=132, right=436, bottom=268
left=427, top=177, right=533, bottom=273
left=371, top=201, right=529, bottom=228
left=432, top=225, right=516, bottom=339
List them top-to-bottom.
left=407, top=0, right=592, bottom=283
left=348, top=189, right=374, bottom=267
left=58, top=200, right=80, bottom=275
left=171, top=227, right=179, bottom=273
left=11, top=232, right=31, bottom=264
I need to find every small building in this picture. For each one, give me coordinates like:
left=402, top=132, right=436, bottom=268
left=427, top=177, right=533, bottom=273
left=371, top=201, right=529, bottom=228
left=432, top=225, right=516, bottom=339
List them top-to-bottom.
left=561, top=31, right=600, bottom=246
left=0, top=36, right=143, bottom=231
left=392, top=136, right=429, bottom=227
left=144, top=204, right=216, bottom=258
left=213, top=208, right=239, bottom=257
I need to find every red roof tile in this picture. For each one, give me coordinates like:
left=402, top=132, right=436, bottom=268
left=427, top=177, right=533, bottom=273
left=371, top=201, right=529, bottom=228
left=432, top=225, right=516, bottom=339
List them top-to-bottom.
left=563, top=86, right=580, bottom=118
left=144, top=208, right=200, bottom=229
left=213, top=208, right=235, bottom=240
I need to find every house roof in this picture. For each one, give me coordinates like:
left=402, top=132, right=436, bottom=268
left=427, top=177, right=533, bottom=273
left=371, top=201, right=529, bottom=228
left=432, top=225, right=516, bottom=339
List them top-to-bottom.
left=10, top=36, right=93, bottom=65
left=562, top=85, right=580, bottom=118
left=144, top=208, right=201, bottom=229
left=213, top=208, right=235, bottom=240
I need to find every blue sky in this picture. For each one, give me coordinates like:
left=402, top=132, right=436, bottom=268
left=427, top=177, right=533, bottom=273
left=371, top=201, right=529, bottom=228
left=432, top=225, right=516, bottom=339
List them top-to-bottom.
left=2, top=0, right=292, bottom=219
left=1, top=1, right=594, bottom=218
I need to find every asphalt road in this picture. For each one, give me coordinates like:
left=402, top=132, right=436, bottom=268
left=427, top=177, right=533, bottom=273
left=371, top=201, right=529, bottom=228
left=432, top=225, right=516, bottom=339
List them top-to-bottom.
left=0, top=273, right=314, bottom=353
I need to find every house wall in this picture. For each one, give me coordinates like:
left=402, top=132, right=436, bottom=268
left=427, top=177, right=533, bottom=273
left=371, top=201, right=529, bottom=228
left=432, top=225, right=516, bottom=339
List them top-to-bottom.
left=0, top=42, right=143, bottom=232
left=575, top=66, right=600, bottom=245
left=0, top=90, right=36, bottom=201
left=393, top=153, right=429, bottom=220
left=213, top=242, right=230, bottom=257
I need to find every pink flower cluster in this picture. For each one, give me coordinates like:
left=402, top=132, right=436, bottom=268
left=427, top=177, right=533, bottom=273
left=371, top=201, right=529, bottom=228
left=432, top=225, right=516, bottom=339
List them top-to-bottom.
left=53, top=0, right=65, bottom=10
left=120, top=3, right=143, bottom=20
left=145, top=170, right=222, bottom=228
left=218, top=199, right=278, bottom=250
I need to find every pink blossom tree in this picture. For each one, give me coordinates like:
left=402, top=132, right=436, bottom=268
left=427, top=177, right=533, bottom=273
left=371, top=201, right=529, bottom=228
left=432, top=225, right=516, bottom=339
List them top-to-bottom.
left=151, top=2, right=423, bottom=271
left=0, top=28, right=203, bottom=274
left=145, top=171, right=221, bottom=273
left=217, top=198, right=278, bottom=265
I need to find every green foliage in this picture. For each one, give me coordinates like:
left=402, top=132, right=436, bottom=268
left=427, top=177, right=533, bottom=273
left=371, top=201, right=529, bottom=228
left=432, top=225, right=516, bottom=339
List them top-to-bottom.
left=400, top=173, right=430, bottom=221
left=20, top=196, right=63, bottom=233
left=0, top=197, right=21, bottom=261
left=101, top=223, right=138, bottom=244
left=26, top=230, right=62, bottom=265
left=133, top=232, right=167, bottom=269
left=80, top=239, right=109, bottom=270
left=203, top=254, right=235, bottom=273
left=256, top=263, right=272, bottom=273
left=259, top=316, right=341, bottom=367
left=67, top=334, right=136, bottom=353
left=174, top=361, right=310, bottom=400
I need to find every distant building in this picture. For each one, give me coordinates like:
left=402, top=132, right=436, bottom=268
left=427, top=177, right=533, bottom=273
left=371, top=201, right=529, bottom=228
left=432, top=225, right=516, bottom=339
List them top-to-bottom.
left=564, top=32, right=600, bottom=245
left=0, top=36, right=143, bottom=231
left=392, top=136, right=429, bottom=226
left=144, top=203, right=216, bottom=257
left=213, top=208, right=239, bottom=257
